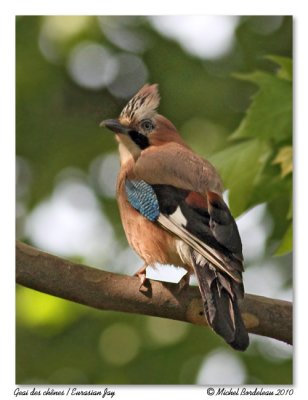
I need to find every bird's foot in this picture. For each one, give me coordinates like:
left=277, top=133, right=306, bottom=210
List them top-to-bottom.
left=133, top=265, right=149, bottom=292
left=177, top=272, right=190, bottom=292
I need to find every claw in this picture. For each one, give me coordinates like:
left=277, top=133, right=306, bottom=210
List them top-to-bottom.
left=133, top=264, right=148, bottom=291
left=177, top=272, right=190, bottom=292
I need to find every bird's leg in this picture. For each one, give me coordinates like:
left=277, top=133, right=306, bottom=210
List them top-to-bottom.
left=133, top=264, right=148, bottom=291
left=177, top=272, right=190, bottom=292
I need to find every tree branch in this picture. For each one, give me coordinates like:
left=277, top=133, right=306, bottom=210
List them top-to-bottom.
left=16, top=241, right=292, bottom=345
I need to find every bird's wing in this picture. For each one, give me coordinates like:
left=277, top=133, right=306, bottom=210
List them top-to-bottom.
left=124, top=178, right=248, bottom=350
left=124, top=179, right=243, bottom=283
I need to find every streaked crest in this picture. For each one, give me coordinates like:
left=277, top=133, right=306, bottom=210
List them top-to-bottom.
left=119, top=84, right=160, bottom=124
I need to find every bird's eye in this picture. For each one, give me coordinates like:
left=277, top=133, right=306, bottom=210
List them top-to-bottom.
left=140, top=119, right=154, bottom=133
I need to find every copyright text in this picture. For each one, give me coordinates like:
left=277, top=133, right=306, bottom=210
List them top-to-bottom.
left=206, top=387, right=294, bottom=396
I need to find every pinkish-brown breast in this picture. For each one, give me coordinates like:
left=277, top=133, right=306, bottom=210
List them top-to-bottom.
left=116, top=161, right=184, bottom=268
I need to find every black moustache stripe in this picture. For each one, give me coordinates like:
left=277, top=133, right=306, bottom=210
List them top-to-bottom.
left=128, top=131, right=150, bottom=150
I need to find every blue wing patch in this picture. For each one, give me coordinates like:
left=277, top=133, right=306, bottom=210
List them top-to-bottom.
left=125, top=180, right=160, bottom=221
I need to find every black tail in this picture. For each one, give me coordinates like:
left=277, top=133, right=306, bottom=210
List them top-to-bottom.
left=193, top=254, right=249, bottom=351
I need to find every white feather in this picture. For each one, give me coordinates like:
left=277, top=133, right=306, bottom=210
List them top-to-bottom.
left=170, top=206, right=187, bottom=227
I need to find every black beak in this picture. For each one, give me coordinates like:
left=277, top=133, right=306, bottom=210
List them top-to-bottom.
left=100, top=119, right=130, bottom=135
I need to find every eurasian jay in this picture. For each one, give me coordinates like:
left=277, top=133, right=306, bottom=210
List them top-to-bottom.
left=101, top=84, right=249, bottom=351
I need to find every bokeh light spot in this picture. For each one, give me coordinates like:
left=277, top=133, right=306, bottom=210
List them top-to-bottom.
left=41, top=16, right=92, bottom=41
left=99, top=16, right=146, bottom=53
left=149, top=16, right=239, bottom=59
left=68, top=42, right=118, bottom=90
left=107, top=53, right=148, bottom=98
left=90, top=153, right=120, bottom=198
left=25, top=176, right=116, bottom=266
left=236, top=204, right=267, bottom=262
left=112, top=246, right=142, bottom=275
left=244, top=262, right=286, bottom=298
left=16, top=287, right=81, bottom=333
left=146, top=317, right=189, bottom=346
left=99, top=323, right=140, bottom=366
left=252, top=336, right=293, bottom=362
left=196, top=349, right=246, bottom=384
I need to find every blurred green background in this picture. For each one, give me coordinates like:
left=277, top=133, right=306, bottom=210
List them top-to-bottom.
left=16, top=16, right=293, bottom=384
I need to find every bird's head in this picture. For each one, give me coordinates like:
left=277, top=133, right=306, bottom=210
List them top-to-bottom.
left=101, top=84, right=186, bottom=161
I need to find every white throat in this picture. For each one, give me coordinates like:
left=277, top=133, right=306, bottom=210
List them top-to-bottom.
left=118, top=142, right=135, bottom=165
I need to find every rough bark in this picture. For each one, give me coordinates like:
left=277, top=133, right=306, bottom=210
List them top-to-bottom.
left=16, top=241, right=292, bottom=345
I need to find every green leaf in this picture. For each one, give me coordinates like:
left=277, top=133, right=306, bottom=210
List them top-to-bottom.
left=266, top=55, right=293, bottom=81
left=231, top=71, right=292, bottom=143
left=210, top=139, right=270, bottom=217
left=272, top=146, right=293, bottom=177
left=248, top=168, right=291, bottom=209
left=266, top=185, right=292, bottom=247
left=275, top=223, right=293, bottom=256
